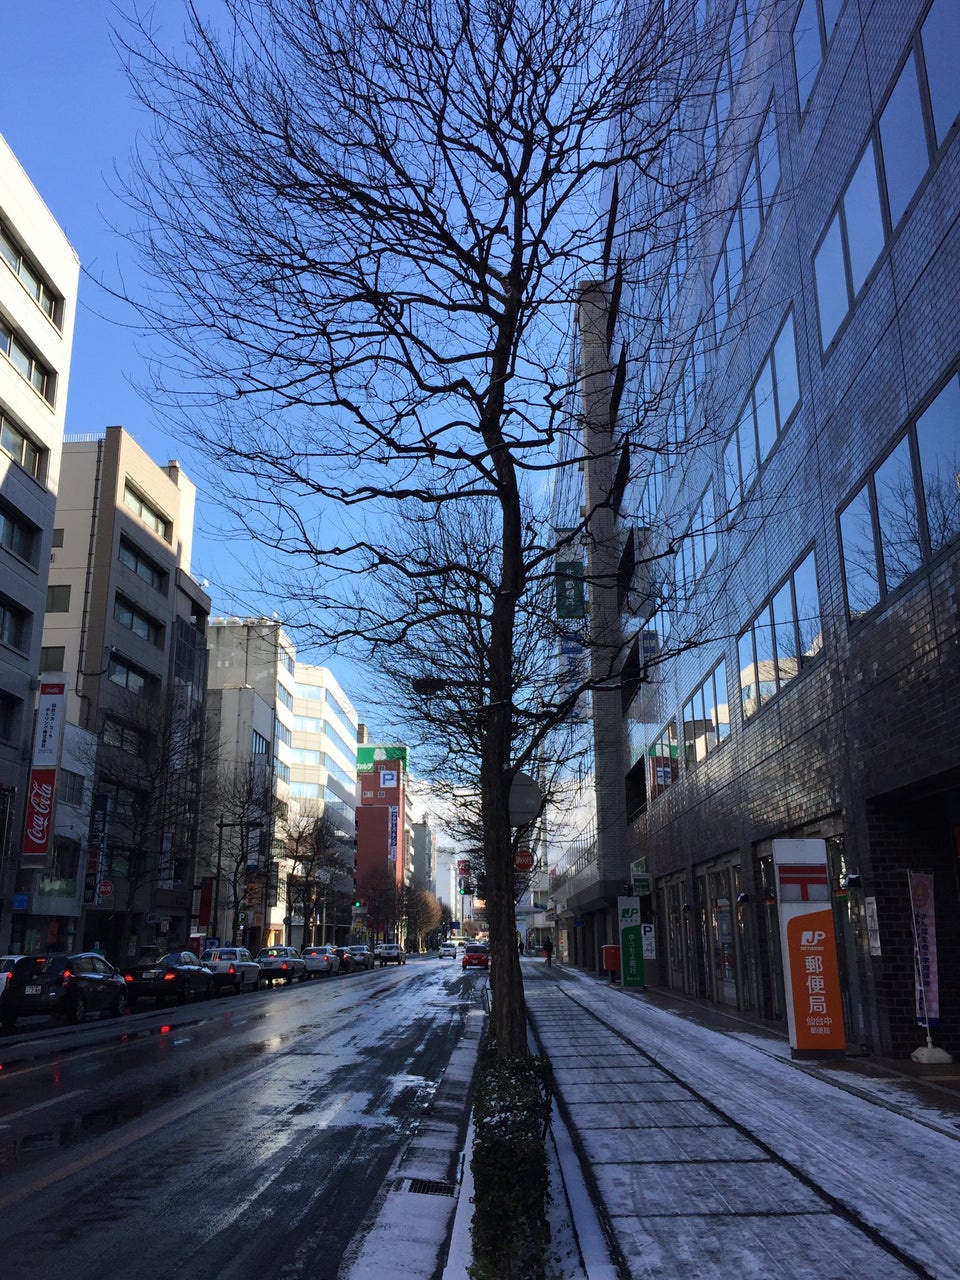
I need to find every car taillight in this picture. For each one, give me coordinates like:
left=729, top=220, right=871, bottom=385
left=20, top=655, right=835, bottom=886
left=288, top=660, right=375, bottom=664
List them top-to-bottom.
left=281, top=962, right=289, bottom=971
left=228, top=964, right=236, bottom=975
left=61, top=969, right=74, bottom=985
left=163, top=972, right=177, bottom=982
left=125, top=974, right=134, bottom=984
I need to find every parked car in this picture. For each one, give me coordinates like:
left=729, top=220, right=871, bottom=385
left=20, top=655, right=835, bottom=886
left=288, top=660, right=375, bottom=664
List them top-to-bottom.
left=438, top=941, right=457, bottom=959
left=378, top=943, right=406, bottom=966
left=462, top=943, right=490, bottom=971
left=301, top=945, right=340, bottom=977
left=347, top=945, right=376, bottom=971
left=199, top=946, right=261, bottom=993
left=256, top=946, right=307, bottom=985
left=333, top=947, right=355, bottom=974
left=125, top=951, right=215, bottom=1006
left=1, top=952, right=127, bottom=1027
left=0, top=954, right=26, bottom=1017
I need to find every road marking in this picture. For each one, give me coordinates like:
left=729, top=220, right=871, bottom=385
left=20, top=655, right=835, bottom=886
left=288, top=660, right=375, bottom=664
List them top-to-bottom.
left=0, top=1089, right=86, bottom=1127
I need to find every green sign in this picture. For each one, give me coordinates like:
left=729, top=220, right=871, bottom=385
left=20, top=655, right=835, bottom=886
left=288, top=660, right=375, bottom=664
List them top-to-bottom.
left=556, top=561, right=585, bottom=619
left=357, top=744, right=410, bottom=774
left=630, top=856, right=650, bottom=896
left=617, top=896, right=645, bottom=989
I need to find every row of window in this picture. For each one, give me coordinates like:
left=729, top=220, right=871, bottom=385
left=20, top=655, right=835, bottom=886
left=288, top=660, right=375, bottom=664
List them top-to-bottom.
left=792, top=0, right=843, bottom=114
left=813, top=0, right=959, bottom=350
left=713, top=101, right=780, bottom=338
left=0, top=217, right=62, bottom=326
left=723, top=310, right=800, bottom=511
left=0, top=319, right=54, bottom=404
left=840, top=369, right=960, bottom=619
left=123, top=484, right=170, bottom=542
left=0, top=501, right=37, bottom=562
left=119, top=535, right=167, bottom=592
left=646, top=548, right=823, bottom=800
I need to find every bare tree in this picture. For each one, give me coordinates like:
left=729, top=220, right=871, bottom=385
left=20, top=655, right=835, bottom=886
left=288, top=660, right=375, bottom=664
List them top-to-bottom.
left=118, top=0, right=742, bottom=1057
left=208, top=760, right=275, bottom=946
left=284, top=810, right=354, bottom=945
left=406, top=883, right=443, bottom=953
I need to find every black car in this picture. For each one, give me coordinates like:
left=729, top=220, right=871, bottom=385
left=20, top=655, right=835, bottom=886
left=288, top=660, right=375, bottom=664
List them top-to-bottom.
left=124, top=950, right=215, bottom=1007
left=0, top=952, right=127, bottom=1028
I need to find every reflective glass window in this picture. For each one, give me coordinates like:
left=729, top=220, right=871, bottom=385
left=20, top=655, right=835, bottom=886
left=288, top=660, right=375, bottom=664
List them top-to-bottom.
left=793, top=0, right=822, bottom=111
left=921, top=0, right=960, bottom=147
left=879, top=53, right=928, bottom=227
left=843, top=143, right=885, bottom=295
left=814, top=213, right=847, bottom=347
left=773, top=312, right=800, bottom=425
left=754, top=356, right=776, bottom=461
left=916, top=374, right=960, bottom=553
left=875, top=435, right=922, bottom=590
left=840, top=486, right=881, bottom=618
left=793, top=552, right=823, bottom=661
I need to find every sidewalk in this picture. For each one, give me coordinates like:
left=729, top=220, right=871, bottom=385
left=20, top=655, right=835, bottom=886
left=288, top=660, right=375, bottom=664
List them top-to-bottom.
left=523, top=960, right=960, bottom=1280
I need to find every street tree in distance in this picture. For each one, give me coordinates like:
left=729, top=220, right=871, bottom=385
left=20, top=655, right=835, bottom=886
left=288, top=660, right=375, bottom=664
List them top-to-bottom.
left=119, top=0, right=741, bottom=1058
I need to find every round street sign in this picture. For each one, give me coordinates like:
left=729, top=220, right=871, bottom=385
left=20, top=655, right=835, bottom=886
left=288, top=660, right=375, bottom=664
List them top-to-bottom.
left=509, top=771, right=542, bottom=827
left=514, top=848, right=535, bottom=872
left=97, top=879, right=114, bottom=897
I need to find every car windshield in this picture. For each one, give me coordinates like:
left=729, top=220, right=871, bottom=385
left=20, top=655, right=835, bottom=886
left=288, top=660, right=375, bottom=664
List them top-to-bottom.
left=157, top=953, right=188, bottom=966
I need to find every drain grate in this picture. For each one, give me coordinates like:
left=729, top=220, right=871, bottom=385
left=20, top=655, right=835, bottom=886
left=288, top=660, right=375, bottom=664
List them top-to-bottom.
left=406, top=1178, right=456, bottom=1197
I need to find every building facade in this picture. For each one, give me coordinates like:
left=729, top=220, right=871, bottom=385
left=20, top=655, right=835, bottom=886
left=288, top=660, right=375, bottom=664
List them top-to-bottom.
left=553, top=0, right=960, bottom=1059
left=0, top=133, right=79, bottom=951
left=34, top=428, right=210, bottom=959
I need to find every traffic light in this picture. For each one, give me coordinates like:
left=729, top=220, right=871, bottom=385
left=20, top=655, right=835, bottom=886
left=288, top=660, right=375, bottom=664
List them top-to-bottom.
left=475, top=873, right=487, bottom=898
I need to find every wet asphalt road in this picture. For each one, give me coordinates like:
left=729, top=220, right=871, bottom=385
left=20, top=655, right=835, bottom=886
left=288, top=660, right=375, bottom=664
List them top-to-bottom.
left=0, top=958, right=480, bottom=1280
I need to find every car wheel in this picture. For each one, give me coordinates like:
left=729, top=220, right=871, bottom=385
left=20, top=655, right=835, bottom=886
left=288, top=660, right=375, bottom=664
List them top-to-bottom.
left=237, top=975, right=246, bottom=995
left=253, top=975, right=261, bottom=991
left=285, top=975, right=293, bottom=985
left=206, top=979, right=215, bottom=999
left=177, top=985, right=189, bottom=1005
left=113, top=992, right=127, bottom=1017
left=71, top=994, right=88, bottom=1025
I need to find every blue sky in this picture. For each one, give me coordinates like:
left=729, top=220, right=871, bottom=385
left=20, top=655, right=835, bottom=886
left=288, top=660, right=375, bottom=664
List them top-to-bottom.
left=3, top=4, right=366, bottom=705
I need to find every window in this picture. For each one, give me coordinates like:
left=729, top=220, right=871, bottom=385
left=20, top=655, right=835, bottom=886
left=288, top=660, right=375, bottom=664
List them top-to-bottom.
left=793, top=0, right=842, bottom=113
left=921, top=0, right=960, bottom=147
left=879, top=52, right=929, bottom=229
left=0, top=218, right=62, bottom=324
left=0, top=322, right=54, bottom=403
left=840, top=368, right=960, bottom=619
left=916, top=372, right=960, bottom=553
left=0, top=411, right=43, bottom=478
left=123, top=484, right=170, bottom=540
left=0, top=504, right=37, bottom=561
left=51, top=527, right=64, bottom=548
left=118, top=537, right=166, bottom=592
left=738, top=551, right=822, bottom=717
left=45, top=583, right=70, bottom=613
left=114, top=595, right=163, bottom=646
left=0, top=600, right=27, bottom=650
left=40, top=645, right=65, bottom=672
left=279, top=648, right=295, bottom=676
left=107, top=653, right=156, bottom=696
left=683, top=662, right=730, bottom=765
left=294, top=681, right=323, bottom=702
left=276, top=682, right=294, bottom=710
left=0, top=689, right=20, bottom=741
left=102, top=718, right=146, bottom=755
left=275, top=719, right=292, bottom=748
left=648, top=721, right=679, bottom=800
left=324, top=722, right=357, bottom=764
left=251, top=729, right=270, bottom=755
left=291, top=748, right=321, bottom=766
left=274, top=758, right=291, bottom=784
left=58, top=769, right=85, bottom=807
left=290, top=780, right=320, bottom=798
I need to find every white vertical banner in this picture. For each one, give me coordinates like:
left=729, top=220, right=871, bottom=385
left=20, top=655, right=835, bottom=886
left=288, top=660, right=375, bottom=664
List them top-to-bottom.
left=22, top=675, right=69, bottom=868
left=908, top=872, right=940, bottom=1028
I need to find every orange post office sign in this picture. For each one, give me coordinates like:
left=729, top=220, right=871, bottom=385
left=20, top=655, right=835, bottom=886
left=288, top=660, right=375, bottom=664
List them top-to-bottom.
left=774, top=840, right=846, bottom=1055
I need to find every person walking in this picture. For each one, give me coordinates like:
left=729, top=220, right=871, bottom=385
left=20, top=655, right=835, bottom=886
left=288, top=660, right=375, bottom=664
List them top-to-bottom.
left=542, top=936, right=553, bottom=967
left=517, top=937, right=525, bottom=955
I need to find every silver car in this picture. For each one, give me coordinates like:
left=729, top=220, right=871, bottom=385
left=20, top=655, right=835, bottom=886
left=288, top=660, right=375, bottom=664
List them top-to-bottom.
left=256, top=945, right=307, bottom=985
left=301, top=945, right=341, bottom=977
left=347, top=945, right=376, bottom=971
left=199, top=946, right=261, bottom=993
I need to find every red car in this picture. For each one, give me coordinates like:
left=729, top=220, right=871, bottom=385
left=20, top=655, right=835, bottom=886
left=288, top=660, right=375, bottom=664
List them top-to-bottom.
left=462, top=944, right=489, bottom=971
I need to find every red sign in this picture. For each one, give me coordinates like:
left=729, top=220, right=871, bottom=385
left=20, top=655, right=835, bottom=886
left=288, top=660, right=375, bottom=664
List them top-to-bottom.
left=23, top=767, right=57, bottom=861
left=514, top=848, right=534, bottom=872
left=97, top=880, right=114, bottom=898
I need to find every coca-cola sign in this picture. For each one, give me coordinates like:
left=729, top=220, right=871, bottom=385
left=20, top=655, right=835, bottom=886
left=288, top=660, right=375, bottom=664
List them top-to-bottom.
left=23, top=767, right=57, bottom=862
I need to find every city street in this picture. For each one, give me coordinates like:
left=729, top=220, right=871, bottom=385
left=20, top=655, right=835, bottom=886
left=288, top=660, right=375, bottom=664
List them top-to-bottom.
left=0, top=957, right=478, bottom=1279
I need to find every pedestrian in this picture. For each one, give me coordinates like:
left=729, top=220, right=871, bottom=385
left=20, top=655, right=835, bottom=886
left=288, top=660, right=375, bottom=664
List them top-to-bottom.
left=542, top=936, right=553, bottom=967
left=518, top=937, right=525, bottom=955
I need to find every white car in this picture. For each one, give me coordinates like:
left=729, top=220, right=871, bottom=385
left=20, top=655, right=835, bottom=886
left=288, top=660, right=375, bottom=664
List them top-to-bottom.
left=438, top=941, right=457, bottom=959
left=378, top=943, right=406, bottom=966
left=301, top=945, right=341, bottom=977
left=256, top=946, right=307, bottom=985
left=199, top=947, right=261, bottom=993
